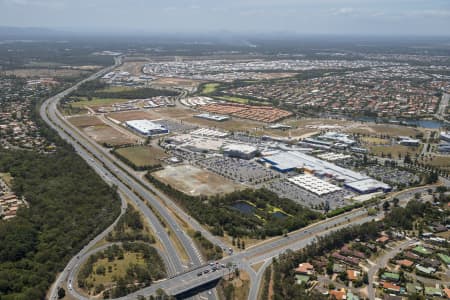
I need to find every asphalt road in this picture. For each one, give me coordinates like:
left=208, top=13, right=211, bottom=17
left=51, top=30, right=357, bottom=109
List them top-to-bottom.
left=40, top=59, right=199, bottom=299
left=367, top=239, right=417, bottom=300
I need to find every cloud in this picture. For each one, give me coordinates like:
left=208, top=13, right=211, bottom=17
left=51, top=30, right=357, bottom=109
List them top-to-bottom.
left=331, top=7, right=357, bottom=16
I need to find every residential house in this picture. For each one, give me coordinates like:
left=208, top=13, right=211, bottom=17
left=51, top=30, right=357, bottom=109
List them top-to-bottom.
left=295, top=262, right=315, bottom=275
left=382, top=282, right=401, bottom=294
left=330, top=288, right=347, bottom=300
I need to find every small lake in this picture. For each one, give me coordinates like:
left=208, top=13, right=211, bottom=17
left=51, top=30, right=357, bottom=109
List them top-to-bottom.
left=232, top=201, right=255, bottom=214
left=272, top=211, right=288, bottom=219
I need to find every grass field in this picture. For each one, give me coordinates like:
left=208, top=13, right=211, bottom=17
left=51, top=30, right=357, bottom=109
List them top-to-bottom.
left=4, top=68, right=91, bottom=78
left=201, top=83, right=221, bottom=94
left=70, top=97, right=131, bottom=108
left=68, top=116, right=105, bottom=128
left=346, top=123, right=422, bottom=137
left=84, top=125, right=137, bottom=146
left=360, top=137, right=391, bottom=145
left=369, top=144, right=422, bottom=159
left=115, top=146, right=168, bottom=167
left=421, top=155, right=450, bottom=171
left=0, top=173, right=12, bottom=188
left=84, top=252, right=146, bottom=289
left=219, top=271, right=251, bottom=300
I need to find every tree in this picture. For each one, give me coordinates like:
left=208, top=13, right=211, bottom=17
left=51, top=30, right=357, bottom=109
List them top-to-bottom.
left=393, top=198, right=399, bottom=207
left=383, top=201, right=390, bottom=211
left=57, top=287, right=66, bottom=299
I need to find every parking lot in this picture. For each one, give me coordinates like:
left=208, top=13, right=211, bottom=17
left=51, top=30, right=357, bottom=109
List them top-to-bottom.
left=154, top=119, right=198, bottom=133
left=196, top=156, right=279, bottom=185
left=362, top=165, right=420, bottom=187
left=262, top=178, right=353, bottom=210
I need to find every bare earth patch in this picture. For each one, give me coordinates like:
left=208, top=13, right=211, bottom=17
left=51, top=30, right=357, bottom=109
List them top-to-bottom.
left=68, top=115, right=104, bottom=128
left=84, top=125, right=137, bottom=146
left=153, top=164, right=242, bottom=196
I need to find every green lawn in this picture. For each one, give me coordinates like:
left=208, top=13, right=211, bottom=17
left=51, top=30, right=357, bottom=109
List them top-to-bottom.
left=201, top=83, right=221, bottom=94
left=70, top=97, right=130, bottom=108
left=115, top=146, right=167, bottom=167
left=0, top=172, right=12, bottom=187
left=86, top=252, right=145, bottom=287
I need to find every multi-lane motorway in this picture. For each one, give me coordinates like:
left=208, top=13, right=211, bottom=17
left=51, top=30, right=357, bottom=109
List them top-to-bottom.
left=41, top=59, right=446, bottom=300
left=41, top=59, right=213, bottom=300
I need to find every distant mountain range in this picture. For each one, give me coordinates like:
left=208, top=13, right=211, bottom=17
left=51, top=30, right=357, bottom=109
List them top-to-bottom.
left=0, top=26, right=69, bottom=39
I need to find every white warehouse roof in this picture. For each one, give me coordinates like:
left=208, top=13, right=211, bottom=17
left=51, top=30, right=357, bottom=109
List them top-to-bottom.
left=125, top=119, right=168, bottom=135
left=222, top=143, right=258, bottom=154
left=288, top=174, right=342, bottom=196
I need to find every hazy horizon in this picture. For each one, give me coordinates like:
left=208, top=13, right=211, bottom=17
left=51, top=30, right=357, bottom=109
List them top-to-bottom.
left=1, top=0, right=450, bottom=37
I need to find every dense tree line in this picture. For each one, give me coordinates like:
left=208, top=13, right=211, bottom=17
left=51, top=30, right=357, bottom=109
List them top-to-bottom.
left=68, top=80, right=179, bottom=99
left=0, top=93, right=121, bottom=299
left=0, top=148, right=121, bottom=299
left=146, top=174, right=321, bottom=239
left=106, top=206, right=155, bottom=244
left=191, top=231, right=223, bottom=261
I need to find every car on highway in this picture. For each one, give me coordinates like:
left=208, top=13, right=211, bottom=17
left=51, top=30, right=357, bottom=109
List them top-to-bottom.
left=197, top=272, right=203, bottom=276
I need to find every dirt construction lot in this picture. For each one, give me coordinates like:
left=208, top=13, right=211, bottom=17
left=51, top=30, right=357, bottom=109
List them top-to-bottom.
left=68, top=115, right=105, bottom=128
left=84, top=125, right=137, bottom=146
left=115, top=146, right=168, bottom=167
left=153, top=164, right=242, bottom=196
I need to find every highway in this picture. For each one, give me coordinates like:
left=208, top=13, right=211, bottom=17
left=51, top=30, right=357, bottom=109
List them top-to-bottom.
left=42, top=58, right=449, bottom=300
left=41, top=59, right=214, bottom=300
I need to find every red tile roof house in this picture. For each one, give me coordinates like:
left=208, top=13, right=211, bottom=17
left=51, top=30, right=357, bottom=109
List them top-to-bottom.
left=376, top=236, right=390, bottom=244
left=340, top=245, right=366, bottom=259
left=332, top=252, right=360, bottom=266
left=396, top=259, right=414, bottom=269
left=294, top=262, right=315, bottom=275
left=346, top=270, right=360, bottom=281
left=383, top=282, right=401, bottom=294
left=443, top=287, right=450, bottom=299
left=330, top=288, right=347, bottom=300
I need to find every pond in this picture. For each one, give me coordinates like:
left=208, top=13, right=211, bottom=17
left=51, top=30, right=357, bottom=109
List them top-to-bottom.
left=231, top=201, right=255, bottom=214
left=272, top=211, right=288, bottom=219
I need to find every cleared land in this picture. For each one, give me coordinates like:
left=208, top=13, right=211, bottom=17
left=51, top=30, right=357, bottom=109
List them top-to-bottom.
left=119, top=62, right=145, bottom=75
left=4, top=68, right=91, bottom=78
left=152, top=77, right=201, bottom=89
left=70, top=97, right=131, bottom=109
left=107, top=107, right=317, bottom=138
left=107, top=110, right=159, bottom=122
left=68, top=115, right=105, bottom=128
left=345, top=123, right=422, bottom=137
left=84, top=125, right=137, bottom=146
left=369, top=144, right=422, bottom=159
left=115, top=146, right=168, bottom=167
left=421, top=155, right=450, bottom=171
left=153, top=164, right=242, bottom=196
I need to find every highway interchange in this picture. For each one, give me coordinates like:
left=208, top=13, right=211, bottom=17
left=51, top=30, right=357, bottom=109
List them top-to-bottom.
left=41, top=58, right=448, bottom=300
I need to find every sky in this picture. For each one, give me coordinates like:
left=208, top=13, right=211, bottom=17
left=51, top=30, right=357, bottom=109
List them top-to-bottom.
left=1, top=0, right=450, bottom=36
